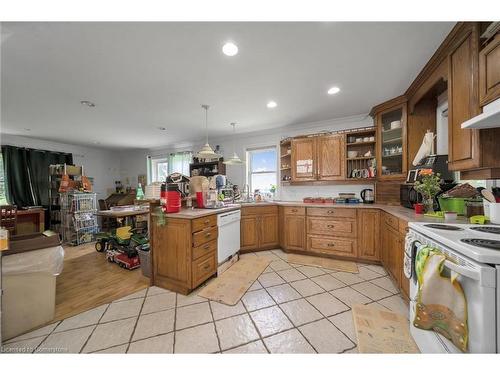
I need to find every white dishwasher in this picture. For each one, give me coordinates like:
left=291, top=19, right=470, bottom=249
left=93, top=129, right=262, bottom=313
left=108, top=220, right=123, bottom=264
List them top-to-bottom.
left=217, top=210, right=241, bottom=265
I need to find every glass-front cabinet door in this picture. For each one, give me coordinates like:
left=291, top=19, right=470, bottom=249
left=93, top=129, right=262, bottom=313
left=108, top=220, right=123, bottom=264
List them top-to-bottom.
left=376, top=103, right=407, bottom=180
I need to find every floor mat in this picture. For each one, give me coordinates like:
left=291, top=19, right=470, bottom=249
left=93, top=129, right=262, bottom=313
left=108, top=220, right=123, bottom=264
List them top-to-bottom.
left=285, top=253, right=358, bottom=273
left=198, top=256, right=271, bottom=305
left=352, top=304, right=419, bottom=353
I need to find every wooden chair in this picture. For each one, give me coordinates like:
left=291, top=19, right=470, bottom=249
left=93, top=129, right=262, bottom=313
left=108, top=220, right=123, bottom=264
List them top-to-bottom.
left=98, top=199, right=115, bottom=231
left=1, top=205, right=18, bottom=235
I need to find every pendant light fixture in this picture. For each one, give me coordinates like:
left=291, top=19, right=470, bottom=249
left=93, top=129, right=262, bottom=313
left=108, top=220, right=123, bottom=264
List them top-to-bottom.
left=197, top=104, right=218, bottom=158
left=223, top=122, right=244, bottom=165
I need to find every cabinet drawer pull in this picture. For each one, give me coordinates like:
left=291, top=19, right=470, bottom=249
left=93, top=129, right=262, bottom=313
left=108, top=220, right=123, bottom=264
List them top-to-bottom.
left=291, top=209, right=297, bottom=212
left=327, top=210, right=334, bottom=214
left=204, top=220, right=210, bottom=224
left=327, top=224, right=335, bottom=228
left=204, top=232, right=211, bottom=237
left=327, top=243, right=335, bottom=247
left=203, top=244, right=210, bottom=250
left=203, top=264, right=210, bottom=270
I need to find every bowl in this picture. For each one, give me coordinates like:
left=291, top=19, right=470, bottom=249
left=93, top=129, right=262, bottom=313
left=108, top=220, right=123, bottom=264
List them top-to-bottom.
left=347, top=151, right=358, bottom=158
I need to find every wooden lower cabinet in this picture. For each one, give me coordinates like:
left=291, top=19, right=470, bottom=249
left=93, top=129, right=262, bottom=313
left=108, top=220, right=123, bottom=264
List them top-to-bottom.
left=240, top=205, right=279, bottom=251
left=357, top=209, right=380, bottom=261
left=152, top=214, right=217, bottom=295
left=283, top=214, right=306, bottom=251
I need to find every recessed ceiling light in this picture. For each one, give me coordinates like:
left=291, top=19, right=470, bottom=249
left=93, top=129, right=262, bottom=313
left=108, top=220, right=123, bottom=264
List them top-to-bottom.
left=222, top=42, right=238, bottom=56
left=327, top=87, right=340, bottom=95
left=80, top=100, right=96, bottom=107
left=267, top=101, right=277, bottom=109
left=157, top=126, right=167, bottom=131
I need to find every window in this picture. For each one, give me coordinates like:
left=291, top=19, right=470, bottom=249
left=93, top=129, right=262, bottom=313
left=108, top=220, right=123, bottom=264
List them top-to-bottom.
left=247, top=146, right=277, bottom=194
left=168, top=151, right=192, bottom=176
left=0, top=153, right=7, bottom=205
left=150, top=156, right=169, bottom=183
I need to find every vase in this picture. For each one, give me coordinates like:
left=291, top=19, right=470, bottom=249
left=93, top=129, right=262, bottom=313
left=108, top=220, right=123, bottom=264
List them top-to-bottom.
left=423, top=197, right=435, bottom=214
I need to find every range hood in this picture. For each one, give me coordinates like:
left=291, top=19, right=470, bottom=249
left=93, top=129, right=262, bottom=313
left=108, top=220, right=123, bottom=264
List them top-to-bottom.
left=461, top=98, right=500, bottom=129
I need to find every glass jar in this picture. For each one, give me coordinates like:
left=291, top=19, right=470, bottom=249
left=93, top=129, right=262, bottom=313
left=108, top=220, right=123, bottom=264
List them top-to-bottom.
left=465, top=199, right=484, bottom=218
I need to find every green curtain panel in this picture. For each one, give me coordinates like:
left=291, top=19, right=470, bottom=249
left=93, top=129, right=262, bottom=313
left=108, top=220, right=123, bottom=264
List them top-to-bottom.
left=1, top=145, right=73, bottom=209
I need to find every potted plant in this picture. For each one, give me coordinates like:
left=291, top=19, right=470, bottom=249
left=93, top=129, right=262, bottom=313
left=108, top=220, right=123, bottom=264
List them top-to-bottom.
left=414, top=171, right=441, bottom=213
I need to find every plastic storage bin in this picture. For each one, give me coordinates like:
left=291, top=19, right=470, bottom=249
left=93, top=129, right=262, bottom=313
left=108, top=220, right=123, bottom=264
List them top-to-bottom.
left=438, top=197, right=467, bottom=216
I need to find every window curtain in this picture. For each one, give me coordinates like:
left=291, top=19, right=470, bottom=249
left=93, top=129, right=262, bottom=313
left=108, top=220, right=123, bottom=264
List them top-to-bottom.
left=1, top=145, right=73, bottom=208
left=168, top=151, right=192, bottom=176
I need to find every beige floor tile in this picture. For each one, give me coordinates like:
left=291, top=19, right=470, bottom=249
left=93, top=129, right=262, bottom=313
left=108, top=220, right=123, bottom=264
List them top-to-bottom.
left=271, top=249, right=288, bottom=259
left=254, top=251, right=281, bottom=261
left=239, top=252, right=257, bottom=259
left=269, top=259, right=293, bottom=271
left=362, top=264, right=387, bottom=276
left=295, top=265, right=326, bottom=278
left=262, top=266, right=273, bottom=274
left=357, top=266, right=382, bottom=280
left=277, top=268, right=307, bottom=282
left=331, top=271, right=365, bottom=285
left=258, top=272, right=286, bottom=288
left=311, top=274, right=346, bottom=291
left=370, top=276, right=399, bottom=294
left=290, top=279, right=325, bottom=297
left=247, top=280, right=263, bottom=291
left=351, top=281, right=392, bottom=300
left=266, top=284, right=302, bottom=304
left=147, top=286, right=171, bottom=296
left=330, top=287, right=372, bottom=307
left=115, top=288, right=147, bottom=302
left=241, top=289, right=276, bottom=311
left=141, top=292, right=176, bottom=315
left=176, top=292, right=207, bottom=307
left=306, top=292, right=349, bottom=317
left=377, top=295, right=409, bottom=317
left=100, top=298, right=143, bottom=323
left=279, top=299, right=322, bottom=326
left=175, top=301, right=213, bottom=330
left=210, top=301, right=246, bottom=321
left=366, top=301, right=391, bottom=312
left=54, top=304, right=108, bottom=333
left=250, top=306, right=293, bottom=337
left=132, top=308, right=175, bottom=341
left=329, top=311, right=357, bottom=342
left=215, top=314, right=259, bottom=351
left=82, top=317, right=136, bottom=353
left=299, top=318, right=354, bottom=353
left=6, top=321, right=59, bottom=343
left=174, top=323, right=220, bottom=353
left=36, top=326, right=94, bottom=353
left=264, top=329, right=315, bottom=353
left=128, top=333, right=174, bottom=353
left=1, top=336, right=47, bottom=354
left=223, top=340, right=268, bottom=353
left=94, top=344, right=128, bottom=353
left=344, top=346, right=358, bottom=353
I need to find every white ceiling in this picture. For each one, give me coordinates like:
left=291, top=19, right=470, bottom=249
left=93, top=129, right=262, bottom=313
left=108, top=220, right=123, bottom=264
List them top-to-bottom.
left=1, top=22, right=455, bottom=149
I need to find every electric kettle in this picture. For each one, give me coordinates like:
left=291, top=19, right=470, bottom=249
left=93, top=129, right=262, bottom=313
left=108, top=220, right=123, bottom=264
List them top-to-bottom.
left=360, top=188, right=374, bottom=204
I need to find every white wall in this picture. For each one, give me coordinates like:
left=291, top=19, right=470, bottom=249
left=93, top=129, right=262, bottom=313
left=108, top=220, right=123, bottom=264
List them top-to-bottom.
left=118, top=114, right=375, bottom=201
left=0, top=134, right=121, bottom=200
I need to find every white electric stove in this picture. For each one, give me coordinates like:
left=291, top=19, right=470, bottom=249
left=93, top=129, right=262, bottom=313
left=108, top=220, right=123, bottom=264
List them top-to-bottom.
left=406, top=222, right=500, bottom=353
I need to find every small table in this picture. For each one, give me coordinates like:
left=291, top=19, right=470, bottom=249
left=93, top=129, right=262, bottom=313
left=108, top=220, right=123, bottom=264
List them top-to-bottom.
left=16, top=208, right=45, bottom=235
left=96, top=208, right=149, bottom=228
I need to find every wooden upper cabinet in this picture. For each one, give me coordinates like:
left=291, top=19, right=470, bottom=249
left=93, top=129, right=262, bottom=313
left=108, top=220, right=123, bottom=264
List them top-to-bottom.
left=448, top=23, right=481, bottom=171
left=479, top=33, right=500, bottom=106
left=373, top=97, right=408, bottom=180
left=317, top=134, right=345, bottom=180
left=291, top=137, right=316, bottom=181
left=357, top=209, right=380, bottom=261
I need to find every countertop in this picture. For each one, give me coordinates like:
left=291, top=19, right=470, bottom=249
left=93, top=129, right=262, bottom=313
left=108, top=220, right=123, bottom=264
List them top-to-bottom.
left=158, top=201, right=469, bottom=224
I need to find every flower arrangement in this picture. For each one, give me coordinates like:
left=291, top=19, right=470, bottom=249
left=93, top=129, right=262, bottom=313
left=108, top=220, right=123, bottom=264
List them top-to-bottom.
left=414, top=171, right=441, bottom=213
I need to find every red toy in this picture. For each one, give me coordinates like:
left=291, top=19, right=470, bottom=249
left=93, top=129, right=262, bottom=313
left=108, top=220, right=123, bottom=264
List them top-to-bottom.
left=106, top=249, right=140, bottom=270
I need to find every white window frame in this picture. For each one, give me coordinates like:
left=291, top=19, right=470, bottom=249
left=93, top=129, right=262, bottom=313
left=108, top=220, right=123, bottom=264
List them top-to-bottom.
left=246, top=146, right=278, bottom=194
left=168, top=151, right=192, bottom=176
left=149, top=155, right=169, bottom=183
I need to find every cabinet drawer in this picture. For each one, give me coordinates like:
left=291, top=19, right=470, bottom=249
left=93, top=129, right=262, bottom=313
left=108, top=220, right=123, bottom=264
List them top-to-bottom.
left=241, top=205, right=278, bottom=216
left=284, top=206, right=305, bottom=216
left=306, top=207, right=356, bottom=218
left=383, top=213, right=398, bottom=231
left=192, top=215, right=217, bottom=233
left=307, top=217, right=356, bottom=237
left=398, top=219, right=408, bottom=235
left=193, top=226, right=218, bottom=247
left=307, top=235, right=356, bottom=257
left=192, top=239, right=217, bottom=261
left=192, top=252, right=216, bottom=288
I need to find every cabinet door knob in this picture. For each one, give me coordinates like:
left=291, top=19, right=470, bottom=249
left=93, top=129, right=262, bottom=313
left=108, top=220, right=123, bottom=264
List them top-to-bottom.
left=292, top=209, right=297, bottom=212
left=327, top=210, right=334, bottom=214
left=327, top=224, right=335, bottom=229
left=205, top=232, right=211, bottom=237
left=203, top=264, right=210, bottom=270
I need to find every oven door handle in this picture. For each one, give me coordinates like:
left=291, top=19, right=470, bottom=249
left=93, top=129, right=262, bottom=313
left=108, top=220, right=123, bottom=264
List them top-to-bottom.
left=442, top=259, right=480, bottom=282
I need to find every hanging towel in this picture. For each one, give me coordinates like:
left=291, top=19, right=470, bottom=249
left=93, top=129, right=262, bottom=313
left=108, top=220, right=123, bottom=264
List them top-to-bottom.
left=413, top=246, right=468, bottom=352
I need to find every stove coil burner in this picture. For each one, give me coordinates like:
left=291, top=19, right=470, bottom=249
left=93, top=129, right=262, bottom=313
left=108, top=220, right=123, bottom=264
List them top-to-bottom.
left=423, top=224, right=464, bottom=231
left=470, top=226, right=500, bottom=235
left=460, top=238, right=500, bottom=250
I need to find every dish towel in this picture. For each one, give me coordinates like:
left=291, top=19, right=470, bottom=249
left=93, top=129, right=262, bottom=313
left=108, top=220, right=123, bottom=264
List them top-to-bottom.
left=413, top=245, right=468, bottom=352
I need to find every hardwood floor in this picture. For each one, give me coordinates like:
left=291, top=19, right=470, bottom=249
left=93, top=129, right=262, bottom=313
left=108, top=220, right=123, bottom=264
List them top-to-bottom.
left=54, top=242, right=150, bottom=322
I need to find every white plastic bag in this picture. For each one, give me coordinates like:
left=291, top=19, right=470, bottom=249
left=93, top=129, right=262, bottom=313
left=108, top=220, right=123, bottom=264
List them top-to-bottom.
left=2, top=246, right=65, bottom=276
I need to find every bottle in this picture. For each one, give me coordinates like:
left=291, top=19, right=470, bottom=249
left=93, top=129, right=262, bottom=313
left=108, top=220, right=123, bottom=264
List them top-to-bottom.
left=136, top=183, right=145, bottom=200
